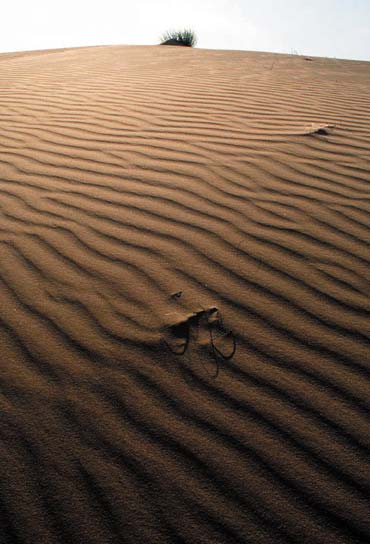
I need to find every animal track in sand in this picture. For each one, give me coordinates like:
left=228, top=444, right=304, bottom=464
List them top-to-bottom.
left=162, top=305, right=236, bottom=376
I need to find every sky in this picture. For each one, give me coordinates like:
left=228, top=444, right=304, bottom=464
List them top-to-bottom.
left=1, top=0, right=369, bottom=61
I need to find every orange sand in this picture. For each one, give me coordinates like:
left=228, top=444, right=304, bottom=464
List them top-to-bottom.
left=0, top=45, right=369, bottom=544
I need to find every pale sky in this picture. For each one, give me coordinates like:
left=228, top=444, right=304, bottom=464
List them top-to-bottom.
left=1, top=0, right=369, bottom=61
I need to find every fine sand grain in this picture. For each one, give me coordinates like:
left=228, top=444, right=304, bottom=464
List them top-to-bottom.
left=0, top=45, right=370, bottom=544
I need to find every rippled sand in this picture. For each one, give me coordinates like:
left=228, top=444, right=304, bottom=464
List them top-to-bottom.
left=0, top=45, right=370, bottom=544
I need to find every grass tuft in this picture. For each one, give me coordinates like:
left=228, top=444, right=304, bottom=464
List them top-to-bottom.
left=159, top=29, right=197, bottom=47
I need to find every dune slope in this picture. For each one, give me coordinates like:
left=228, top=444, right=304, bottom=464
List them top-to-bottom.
left=0, top=45, right=370, bottom=544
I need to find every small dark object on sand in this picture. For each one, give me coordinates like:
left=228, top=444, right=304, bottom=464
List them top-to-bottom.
left=304, top=123, right=335, bottom=136
left=316, top=127, right=330, bottom=135
left=170, top=290, right=183, bottom=299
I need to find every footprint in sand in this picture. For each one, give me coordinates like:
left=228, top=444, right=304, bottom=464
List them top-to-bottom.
left=162, top=306, right=236, bottom=368
left=199, top=306, right=236, bottom=361
left=162, top=314, right=192, bottom=356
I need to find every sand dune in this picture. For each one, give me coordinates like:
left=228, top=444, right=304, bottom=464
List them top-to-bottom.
left=0, top=44, right=369, bottom=543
